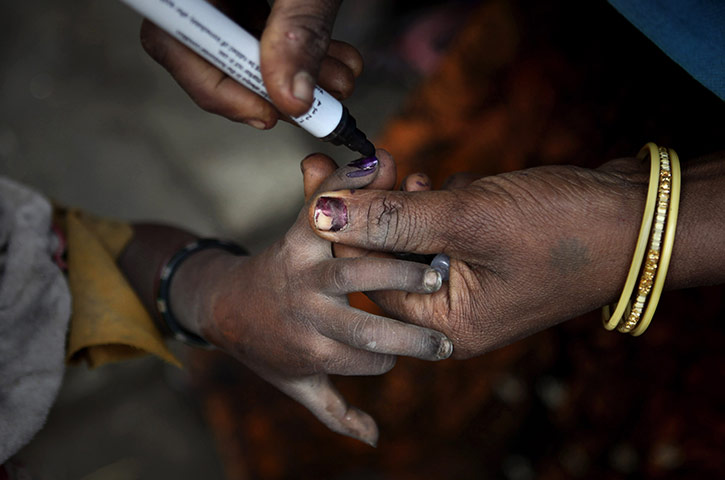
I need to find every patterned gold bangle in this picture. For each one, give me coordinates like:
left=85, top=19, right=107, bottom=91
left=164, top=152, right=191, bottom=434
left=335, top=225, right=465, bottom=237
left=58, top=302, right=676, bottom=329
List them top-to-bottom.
left=602, top=142, right=662, bottom=330
left=617, top=146, right=672, bottom=332
left=631, top=147, right=681, bottom=336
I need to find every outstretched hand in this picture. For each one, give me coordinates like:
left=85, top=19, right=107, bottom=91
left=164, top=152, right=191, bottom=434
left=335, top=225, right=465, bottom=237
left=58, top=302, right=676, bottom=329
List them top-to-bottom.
left=140, top=0, right=361, bottom=129
left=172, top=150, right=451, bottom=446
left=308, top=159, right=677, bottom=357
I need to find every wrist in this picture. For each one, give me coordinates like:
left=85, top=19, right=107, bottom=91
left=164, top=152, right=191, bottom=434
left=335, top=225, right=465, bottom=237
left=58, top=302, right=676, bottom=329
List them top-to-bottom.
left=599, top=151, right=725, bottom=292
left=167, top=244, right=249, bottom=346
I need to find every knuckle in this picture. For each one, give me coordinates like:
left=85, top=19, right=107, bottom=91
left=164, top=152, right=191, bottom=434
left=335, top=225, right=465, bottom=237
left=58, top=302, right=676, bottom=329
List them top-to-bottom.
left=277, top=8, right=335, bottom=60
left=334, top=70, right=355, bottom=99
left=193, top=81, right=232, bottom=116
left=194, top=91, right=219, bottom=114
left=446, top=189, right=496, bottom=252
left=364, top=193, right=426, bottom=252
left=365, top=193, right=408, bottom=251
left=326, top=262, right=350, bottom=292
left=350, top=316, right=376, bottom=348
left=306, top=338, right=333, bottom=370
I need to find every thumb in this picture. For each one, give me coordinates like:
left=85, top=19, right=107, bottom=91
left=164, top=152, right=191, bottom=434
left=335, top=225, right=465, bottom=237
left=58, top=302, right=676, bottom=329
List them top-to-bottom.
left=260, top=0, right=342, bottom=116
left=309, top=189, right=457, bottom=255
left=270, top=372, right=379, bottom=446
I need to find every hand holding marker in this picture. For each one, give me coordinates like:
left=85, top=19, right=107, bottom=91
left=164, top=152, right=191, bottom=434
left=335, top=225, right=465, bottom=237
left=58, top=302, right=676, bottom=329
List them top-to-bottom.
left=121, top=0, right=376, bottom=157
left=122, top=0, right=451, bottom=276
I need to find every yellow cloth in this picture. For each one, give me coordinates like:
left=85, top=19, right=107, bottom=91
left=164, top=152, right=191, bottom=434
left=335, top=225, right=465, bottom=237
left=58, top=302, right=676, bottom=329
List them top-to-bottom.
left=62, top=209, right=180, bottom=368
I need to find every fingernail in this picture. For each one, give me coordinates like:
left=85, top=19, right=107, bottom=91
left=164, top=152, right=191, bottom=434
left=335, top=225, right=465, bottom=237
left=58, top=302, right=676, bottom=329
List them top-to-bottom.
left=293, top=71, right=315, bottom=104
left=245, top=119, right=267, bottom=130
left=346, top=156, right=378, bottom=178
left=415, top=174, right=430, bottom=187
left=314, top=196, right=348, bottom=232
left=430, top=253, right=450, bottom=282
left=423, top=268, right=442, bottom=292
left=437, top=337, right=454, bottom=360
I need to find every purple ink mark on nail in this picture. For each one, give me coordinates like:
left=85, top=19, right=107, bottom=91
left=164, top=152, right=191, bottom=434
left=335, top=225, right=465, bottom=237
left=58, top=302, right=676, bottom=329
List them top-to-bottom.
left=346, top=156, right=378, bottom=177
left=347, top=156, right=378, bottom=171
left=347, top=168, right=376, bottom=178
left=416, top=180, right=430, bottom=187
left=314, top=196, right=348, bottom=232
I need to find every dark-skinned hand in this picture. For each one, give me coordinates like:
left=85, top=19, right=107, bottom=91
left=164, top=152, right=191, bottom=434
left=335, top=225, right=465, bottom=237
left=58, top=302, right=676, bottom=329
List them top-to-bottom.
left=140, top=0, right=361, bottom=129
left=168, top=150, right=451, bottom=446
left=309, top=153, right=725, bottom=358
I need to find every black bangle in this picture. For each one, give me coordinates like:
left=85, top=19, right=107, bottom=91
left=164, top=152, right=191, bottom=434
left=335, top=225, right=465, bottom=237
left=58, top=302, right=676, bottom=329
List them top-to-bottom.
left=156, top=238, right=248, bottom=348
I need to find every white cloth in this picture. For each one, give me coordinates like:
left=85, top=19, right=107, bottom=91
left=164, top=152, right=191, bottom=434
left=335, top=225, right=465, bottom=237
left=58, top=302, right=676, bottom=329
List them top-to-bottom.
left=0, top=177, right=71, bottom=462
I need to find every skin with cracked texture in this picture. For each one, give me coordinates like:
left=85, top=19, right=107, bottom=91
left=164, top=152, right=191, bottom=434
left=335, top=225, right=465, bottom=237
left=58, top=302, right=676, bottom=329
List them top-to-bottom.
left=310, top=152, right=725, bottom=358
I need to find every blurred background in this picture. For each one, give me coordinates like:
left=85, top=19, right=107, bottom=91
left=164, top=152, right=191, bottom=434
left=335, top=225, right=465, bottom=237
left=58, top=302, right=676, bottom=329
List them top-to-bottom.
left=3, top=0, right=724, bottom=479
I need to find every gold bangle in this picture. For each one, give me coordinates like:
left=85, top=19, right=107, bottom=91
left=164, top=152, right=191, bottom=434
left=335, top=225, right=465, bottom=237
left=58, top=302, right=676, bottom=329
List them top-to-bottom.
left=602, top=143, right=662, bottom=330
left=618, top=146, right=672, bottom=332
left=631, top=147, right=681, bottom=336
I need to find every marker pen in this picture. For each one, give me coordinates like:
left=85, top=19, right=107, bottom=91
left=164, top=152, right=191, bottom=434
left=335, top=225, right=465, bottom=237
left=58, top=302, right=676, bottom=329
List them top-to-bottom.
left=120, top=0, right=376, bottom=157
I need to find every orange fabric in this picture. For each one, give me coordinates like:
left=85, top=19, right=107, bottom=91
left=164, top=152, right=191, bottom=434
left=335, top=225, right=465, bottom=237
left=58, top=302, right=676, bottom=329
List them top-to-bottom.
left=63, top=209, right=180, bottom=368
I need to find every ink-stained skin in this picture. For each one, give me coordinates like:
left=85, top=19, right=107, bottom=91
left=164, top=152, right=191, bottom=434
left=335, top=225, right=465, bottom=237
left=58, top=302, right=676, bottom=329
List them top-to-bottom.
left=346, top=156, right=378, bottom=178
left=549, top=238, right=591, bottom=274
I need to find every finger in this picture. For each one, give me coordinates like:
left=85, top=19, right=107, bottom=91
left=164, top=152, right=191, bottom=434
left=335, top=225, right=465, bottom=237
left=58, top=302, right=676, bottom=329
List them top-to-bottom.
left=260, top=0, right=342, bottom=116
left=140, top=21, right=279, bottom=128
left=327, top=40, right=364, bottom=78
left=316, top=41, right=365, bottom=100
left=317, top=56, right=356, bottom=100
left=314, top=148, right=397, bottom=197
left=364, top=149, right=397, bottom=190
left=292, top=150, right=383, bottom=251
left=330, top=150, right=397, bottom=259
left=301, top=153, right=338, bottom=201
left=312, top=156, right=380, bottom=200
left=401, top=173, right=432, bottom=192
left=309, top=189, right=456, bottom=254
left=315, top=257, right=442, bottom=295
left=365, top=288, right=443, bottom=332
left=316, top=305, right=453, bottom=361
left=312, top=337, right=397, bottom=376
left=270, top=373, right=379, bottom=446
